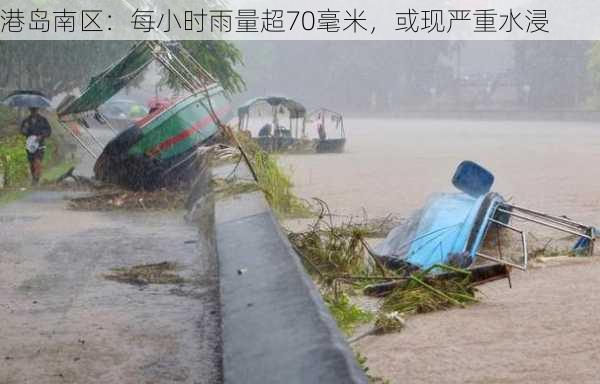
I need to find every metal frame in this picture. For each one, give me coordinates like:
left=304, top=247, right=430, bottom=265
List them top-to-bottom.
left=239, top=99, right=307, bottom=141
left=93, top=108, right=119, bottom=135
left=308, top=108, right=346, bottom=140
left=76, top=116, right=109, bottom=152
left=57, top=120, right=98, bottom=159
left=476, top=202, right=595, bottom=271
left=499, top=204, right=595, bottom=256
left=477, top=216, right=528, bottom=271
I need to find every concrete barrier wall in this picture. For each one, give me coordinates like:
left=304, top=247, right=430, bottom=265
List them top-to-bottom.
left=189, top=158, right=367, bottom=384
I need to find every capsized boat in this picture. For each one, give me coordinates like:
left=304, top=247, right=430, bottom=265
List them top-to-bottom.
left=57, top=41, right=231, bottom=190
left=375, top=161, right=595, bottom=274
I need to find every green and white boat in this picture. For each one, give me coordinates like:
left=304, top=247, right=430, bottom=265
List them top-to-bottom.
left=57, top=41, right=231, bottom=190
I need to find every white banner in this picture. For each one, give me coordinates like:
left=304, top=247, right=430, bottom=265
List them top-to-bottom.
left=0, top=0, right=596, bottom=40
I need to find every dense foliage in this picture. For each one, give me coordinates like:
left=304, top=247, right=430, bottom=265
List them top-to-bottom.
left=182, top=41, right=245, bottom=95
left=0, top=134, right=59, bottom=188
left=0, top=135, right=28, bottom=187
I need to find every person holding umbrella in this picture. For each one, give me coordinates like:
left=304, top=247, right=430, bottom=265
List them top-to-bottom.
left=3, top=90, right=53, bottom=185
left=20, top=107, right=51, bottom=185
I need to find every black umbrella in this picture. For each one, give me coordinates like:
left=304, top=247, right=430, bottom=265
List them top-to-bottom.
left=2, top=90, right=51, bottom=109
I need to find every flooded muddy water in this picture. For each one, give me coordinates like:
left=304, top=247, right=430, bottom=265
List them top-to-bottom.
left=280, top=118, right=600, bottom=225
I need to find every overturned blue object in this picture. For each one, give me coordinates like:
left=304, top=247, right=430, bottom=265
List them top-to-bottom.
left=376, top=160, right=595, bottom=273
left=452, top=160, right=495, bottom=198
left=376, top=161, right=503, bottom=271
left=375, top=191, right=505, bottom=271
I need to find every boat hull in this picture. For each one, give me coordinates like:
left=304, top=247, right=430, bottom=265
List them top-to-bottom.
left=94, top=87, right=230, bottom=190
left=130, top=87, right=230, bottom=160
left=254, top=137, right=315, bottom=153
left=316, top=138, right=346, bottom=153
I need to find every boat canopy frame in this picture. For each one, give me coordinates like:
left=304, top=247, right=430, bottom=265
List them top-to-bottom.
left=237, top=96, right=308, bottom=139
left=308, top=107, right=345, bottom=140
left=477, top=203, right=595, bottom=271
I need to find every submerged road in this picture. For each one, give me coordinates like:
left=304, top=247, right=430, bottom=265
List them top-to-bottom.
left=0, top=126, right=222, bottom=383
left=0, top=192, right=221, bottom=384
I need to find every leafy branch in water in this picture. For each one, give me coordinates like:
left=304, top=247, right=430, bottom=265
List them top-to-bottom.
left=324, top=292, right=373, bottom=336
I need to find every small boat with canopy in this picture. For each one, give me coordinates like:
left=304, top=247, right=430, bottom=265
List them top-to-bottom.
left=237, top=96, right=311, bottom=152
left=308, top=108, right=346, bottom=153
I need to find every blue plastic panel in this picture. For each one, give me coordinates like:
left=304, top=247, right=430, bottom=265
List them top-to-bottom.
left=452, top=161, right=495, bottom=197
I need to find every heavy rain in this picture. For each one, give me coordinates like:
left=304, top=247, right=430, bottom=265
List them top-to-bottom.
left=2, top=33, right=600, bottom=384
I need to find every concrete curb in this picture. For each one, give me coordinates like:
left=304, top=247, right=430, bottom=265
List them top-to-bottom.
left=207, top=162, right=368, bottom=384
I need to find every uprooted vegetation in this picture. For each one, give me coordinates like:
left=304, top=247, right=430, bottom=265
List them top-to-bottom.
left=220, top=132, right=313, bottom=218
left=68, top=189, right=188, bottom=211
left=288, top=199, right=401, bottom=277
left=286, top=200, right=479, bottom=338
left=104, top=262, right=184, bottom=285
left=380, top=265, right=478, bottom=315
left=324, top=292, right=374, bottom=336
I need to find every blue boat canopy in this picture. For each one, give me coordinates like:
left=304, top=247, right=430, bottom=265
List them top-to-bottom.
left=375, top=161, right=596, bottom=273
left=375, top=192, right=505, bottom=271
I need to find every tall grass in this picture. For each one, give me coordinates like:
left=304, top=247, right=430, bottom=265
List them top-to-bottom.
left=234, top=131, right=311, bottom=218
left=0, top=134, right=59, bottom=188
left=0, top=135, right=29, bottom=187
left=253, top=150, right=311, bottom=218
left=288, top=219, right=374, bottom=277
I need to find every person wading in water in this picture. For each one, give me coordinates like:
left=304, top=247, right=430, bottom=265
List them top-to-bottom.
left=20, top=107, right=51, bottom=185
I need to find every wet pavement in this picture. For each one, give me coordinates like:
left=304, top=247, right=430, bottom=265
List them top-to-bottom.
left=0, top=131, right=222, bottom=383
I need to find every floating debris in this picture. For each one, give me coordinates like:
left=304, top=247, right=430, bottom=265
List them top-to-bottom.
left=288, top=161, right=598, bottom=344
left=68, top=189, right=187, bottom=211
left=288, top=199, right=400, bottom=278
left=104, top=262, right=184, bottom=285
left=380, top=265, right=478, bottom=315
left=324, top=293, right=373, bottom=336
left=373, top=311, right=406, bottom=334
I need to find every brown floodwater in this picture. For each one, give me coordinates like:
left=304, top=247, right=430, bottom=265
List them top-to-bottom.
left=280, top=118, right=600, bottom=225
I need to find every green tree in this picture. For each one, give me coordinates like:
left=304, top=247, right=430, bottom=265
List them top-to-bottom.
left=181, top=40, right=245, bottom=95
